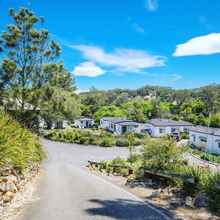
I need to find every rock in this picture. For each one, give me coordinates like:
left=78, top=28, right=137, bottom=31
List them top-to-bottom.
left=0, top=175, right=18, bottom=184
left=145, top=179, right=154, bottom=186
left=0, top=182, right=17, bottom=193
left=3, top=191, right=14, bottom=203
left=150, top=191, right=160, bottom=197
left=193, top=193, right=209, bottom=208
left=185, top=196, right=194, bottom=207
left=170, top=198, right=183, bottom=207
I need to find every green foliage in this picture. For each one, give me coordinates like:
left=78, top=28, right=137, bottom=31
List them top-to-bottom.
left=0, top=8, right=80, bottom=129
left=79, top=84, right=220, bottom=129
left=122, top=98, right=154, bottom=122
left=94, top=105, right=126, bottom=123
left=0, top=110, right=45, bottom=171
left=210, top=113, right=220, bottom=128
left=46, top=128, right=145, bottom=148
left=47, top=128, right=115, bottom=147
left=180, top=132, right=189, bottom=139
left=127, top=133, right=135, bottom=158
left=99, top=135, right=115, bottom=147
left=142, top=137, right=184, bottom=171
left=115, top=138, right=129, bottom=147
left=184, top=146, right=220, bottom=164
left=103, top=157, right=130, bottom=176
left=177, top=166, right=220, bottom=213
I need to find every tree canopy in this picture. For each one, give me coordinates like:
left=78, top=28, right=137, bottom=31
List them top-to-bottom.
left=0, top=8, right=80, bottom=129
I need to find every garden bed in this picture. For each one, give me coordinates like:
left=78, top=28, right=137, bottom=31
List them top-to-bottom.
left=86, top=137, right=220, bottom=217
left=185, top=146, right=220, bottom=164
left=88, top=161, right=220, bottom=220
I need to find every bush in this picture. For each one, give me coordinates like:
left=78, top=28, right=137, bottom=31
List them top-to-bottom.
left=0, top=110, right=45, bottom=172
left=46, top=128, right=145, bottom=148
left=181, top=132, right=189, bottom=140
left=133, top=133, right=146, bottom=139
left=88, top=135, right=100, bottom=145
left=100, top=135, right=115, bottom=147
left=142, top=137, right=184, bottom=171
left=116, top=138, right=129, bottom=147
left=133, top=138, right=142, bottom=146
left=185, top=146, right=220, bottom=164
left=104, top=157, right=129, bottom=175
left=205, top=173, right=220, bottom=214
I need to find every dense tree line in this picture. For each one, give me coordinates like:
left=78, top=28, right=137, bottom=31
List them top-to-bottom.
left=80, top=84, right=220, bottom=128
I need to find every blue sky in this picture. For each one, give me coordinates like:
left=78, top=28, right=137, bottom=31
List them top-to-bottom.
left=1, top=0, right=220, bottom=91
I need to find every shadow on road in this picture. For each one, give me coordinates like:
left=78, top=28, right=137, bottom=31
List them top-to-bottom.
left=85, top=198, right=173, bottom=220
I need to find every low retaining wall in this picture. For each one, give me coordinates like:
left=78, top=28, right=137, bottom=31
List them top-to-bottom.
left=184, top=153, right=220, bottom=172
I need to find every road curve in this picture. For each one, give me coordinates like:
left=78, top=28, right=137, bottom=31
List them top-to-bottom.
left=18, top=139, right=171, bottom=220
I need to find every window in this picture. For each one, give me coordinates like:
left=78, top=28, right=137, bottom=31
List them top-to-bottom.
left=159, top=128, right=165, bottom=134
left=171, top=128, right=176, bottom=133
left=184, top=128, right=188, bottom=132
left=191, top=135, right=196, bottom=142
left=199, top=136, right=207, bottom=143
left=215, top=140, right=220, bottom=149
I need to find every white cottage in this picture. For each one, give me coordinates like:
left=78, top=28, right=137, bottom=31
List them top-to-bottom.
left=74, top=117, right=95, bottom=129
left=100, top=117, right=139, bottom=135
left=145, top=119, right=193, bottom=137
left=189, top=126, right=220, bottom=155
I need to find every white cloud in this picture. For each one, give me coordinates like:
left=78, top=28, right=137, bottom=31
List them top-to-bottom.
left=146, top=0, right=158, bottom=12
left=132, top=23, right=145, bottom=34
left=173, top=33, right=220, bottom=57
left=72, top=45, right=165, bottom=72
left=72, top=62, right=106, bottom=77
left=170, top=74, right=183, bottom=82
left=75, top=89, right=89, bottom=94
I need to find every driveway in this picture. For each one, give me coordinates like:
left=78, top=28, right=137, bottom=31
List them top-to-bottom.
left=18, top=139, right=170, bottom=220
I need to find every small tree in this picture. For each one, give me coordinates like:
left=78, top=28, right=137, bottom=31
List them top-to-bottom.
left=127, top=133, right=135, bottom=158
left=142, top=137, right=184, bottom=171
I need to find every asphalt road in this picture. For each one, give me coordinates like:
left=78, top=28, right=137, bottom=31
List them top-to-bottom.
left=18, top=139, right=170, bottom=220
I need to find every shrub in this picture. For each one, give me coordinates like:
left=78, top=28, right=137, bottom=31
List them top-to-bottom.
left=0, top=110, right=45, bottom=172
left=46, top=128, right=144, bottom=149
left=181, top=132, right=189, bottom=140
left=133, top=133, right=146, bottom=139
left=88, top=135, right=100, bottom=145
left=100, top=135, right=115, bottom=147
left=142, top=137, right=184, bottom=171
left=116, top=138, right=129, bottom=147
left=133, top=138, right=142, bottom=146
left=104, top=157, right=129, bottom=175
left=205, top=173, right=220, bottom=214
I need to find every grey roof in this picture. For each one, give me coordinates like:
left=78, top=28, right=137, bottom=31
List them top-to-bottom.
left=77, top=117, right=94, bottom=121
left=101, top=117, right=138, bottom=126
left=101, top=117, right=126, bottom=123
left=147, top=118, right=193, bottom=127
left=116, top=121, right=140, bottom=126
left=189, top=126, right=220, bottom=136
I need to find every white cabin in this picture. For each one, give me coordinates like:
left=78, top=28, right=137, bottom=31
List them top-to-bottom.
left=74, top=117, right=95, bottom=129
left=100, top=117, right=139, bottom=135
left=145, top=119, right=193, bottom=137
left=189, top=126, right=220, bottom=155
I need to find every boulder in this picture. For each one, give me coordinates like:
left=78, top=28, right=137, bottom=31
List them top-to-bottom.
left=0, top=175, right=18, bottom=184
left=0, top=182, right=17, bottom=193
left=3, top=191, right=15, bottom=203
left=151, top=191, right=160, bottom=197
left=193, top=193, right=209, bottom=208
left=185, top=196, right=194, bottom=207
left=170, top=197, right=183, bottom=207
